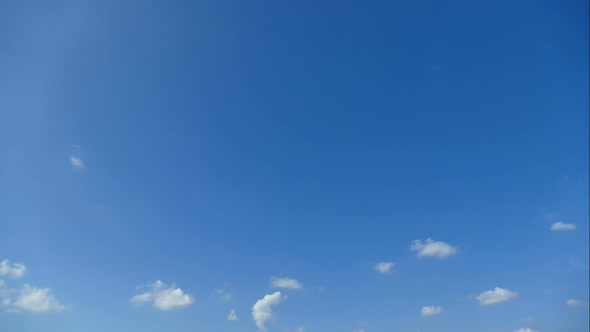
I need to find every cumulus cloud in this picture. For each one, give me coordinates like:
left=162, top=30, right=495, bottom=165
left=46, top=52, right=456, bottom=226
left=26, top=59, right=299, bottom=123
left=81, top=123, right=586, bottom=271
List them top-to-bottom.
left=550, top=222, right=576, bottom=231
left=410, top=238, right=458, bottom=259
left=0, top=260, right=27, bottom=279
left=374, top=262, right=395, bottom=274
left=270, top=276, right=302, bottom=290
left=130, top=280, right=194, bottom=310
left=13, top=284, right=65, bottom=313
left=476, top=287, right=517, bottom=305
left=252, top=291, right=285, bottom=331
left=566, top=299, right=585, bottom=307
left=420, top=305, right=443, bottom=317
left=227, top=309, right=238, bottom=321
left=515, top=328, right=538, bottom=332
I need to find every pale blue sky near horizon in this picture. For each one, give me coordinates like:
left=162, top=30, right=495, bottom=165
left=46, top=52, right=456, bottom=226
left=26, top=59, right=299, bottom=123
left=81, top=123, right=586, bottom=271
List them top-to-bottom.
left=0, top=1, right=588, bottom=332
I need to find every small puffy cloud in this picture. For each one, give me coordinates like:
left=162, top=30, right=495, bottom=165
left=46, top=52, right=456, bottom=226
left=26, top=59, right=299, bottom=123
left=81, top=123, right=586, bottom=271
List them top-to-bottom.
left=69, top=156, right=85, bottom=169
left=550, top=222, right=576, bottom=231
left=410, top=238, right=458, bottom=259
left=0, top=260, right=27, bottom=279
left=374, top=262, right=395, bottom=274
left=270, top=276, right=302, bottom=290
left=130, top=280, right=194, bottom=310
left=13, top=284, right=65, bottom=313
left=476, top=287, right=517, bottom=305
left=252, top=291, right=285, bottom=331
left=566, top=299, right=585, bottom=307
left=420, top=305, right=443, bottom=317
left=227, top=309, right=238, bottom=321
left=515, top=329, right=538, bottom=332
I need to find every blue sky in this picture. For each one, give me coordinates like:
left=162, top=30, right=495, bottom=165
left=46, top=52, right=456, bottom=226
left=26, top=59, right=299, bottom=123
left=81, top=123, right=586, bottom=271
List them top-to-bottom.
left=0, top=1, right=588, bottom=332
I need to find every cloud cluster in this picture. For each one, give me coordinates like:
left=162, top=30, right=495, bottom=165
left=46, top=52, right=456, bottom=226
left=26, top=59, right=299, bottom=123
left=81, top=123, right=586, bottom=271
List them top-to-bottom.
left=410, top=238, right=458, bottom=259
left=0, top=259, right=65, bottom=313
left=130, top=280, right=194, bottom=310
left=476, top=287, right=517, bottom=305
left=252, top=291, right=285, bottom=331
left=420, top=305, right=443, bottom=317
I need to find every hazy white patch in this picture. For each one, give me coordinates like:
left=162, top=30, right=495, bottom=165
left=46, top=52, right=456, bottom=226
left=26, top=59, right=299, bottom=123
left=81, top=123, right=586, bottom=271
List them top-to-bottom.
left=550, top=222, right=576, bottom=231
left=410, top=238, right=458, bottom=259
left=569, top=258, right=589, bottom=270
left=0, top=260, right=26, bottom=279
left=374, top=262, right=395, bottom=274
left=270, top=276, right=302, bottom=290
left=130, top=280, right=194, bottom=310
left=13, top=284, right=65, bottom=313
left=476, top=287, right=517, bottom=305
left=252, top=291, right=285, bottom=331
left=566, top=299, right=585, bottom=307
left=420, top=305, right=443, bottom=317
left=227, top=309, right=238, bottom=321
left=515, top=328, right=538, bottom=332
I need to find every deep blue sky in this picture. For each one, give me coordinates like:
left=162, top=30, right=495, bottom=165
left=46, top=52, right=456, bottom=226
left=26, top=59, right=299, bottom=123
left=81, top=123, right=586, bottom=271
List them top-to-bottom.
left=0, top=1, right=588, bottom=332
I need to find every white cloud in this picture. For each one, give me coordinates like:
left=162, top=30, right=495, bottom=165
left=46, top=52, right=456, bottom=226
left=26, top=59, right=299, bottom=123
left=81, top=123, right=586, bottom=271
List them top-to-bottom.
left=69, top=156, right=85, bottom=169
left=550, top=222, right=576, bottom=231
left=410, top=238, right=458, bottom=259
left=0, top=260, right=27, bottom=279
left=374, top=262, right=395, bottom=274
left=270, top=276, right=302, bottom=290
left=130, top=280, right=194, bottom=310
left=13, top=284, right=65, bottom=313
left=476, top=287, right=517, bottom=305
left=252, top=291, right=285, bottom=331
left=566, top=299, right=585, bottom=307
left=420, top=305, right=443, bottom=317
left=227, top=309, right=238, bottom=321
left=515, top=329, right=538, bottom=332
left=352, top=330, right=366, bottom=332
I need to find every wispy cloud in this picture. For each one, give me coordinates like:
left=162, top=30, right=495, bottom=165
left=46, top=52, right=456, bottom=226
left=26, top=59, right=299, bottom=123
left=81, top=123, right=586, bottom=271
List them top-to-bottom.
left=69, top=146, right=85, bottom=169
left=550, top=222, right=576, bottom=231
left=410, top=238, right=458, bottom=259
left=270, top=276, right=302, bottom=290
left=130, top=280, right=194, bottom=310
left=476, top=287, right=517, bottom=305
left=252, top=292, right=285, bottom=331
left=566, top=299, right=586, bottom=307
left=420, top=305, right=443, bottom=317
left=515, top=328, right=538, bottom=332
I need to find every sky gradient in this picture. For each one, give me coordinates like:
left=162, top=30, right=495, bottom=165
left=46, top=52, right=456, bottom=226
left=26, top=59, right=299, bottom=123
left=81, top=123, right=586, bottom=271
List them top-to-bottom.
left=0, top=1, right=588, bottom=332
